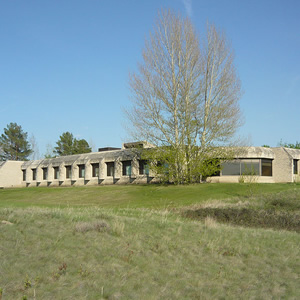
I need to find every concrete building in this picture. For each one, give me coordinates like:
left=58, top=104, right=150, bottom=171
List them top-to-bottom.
left=0, top=143, right=299, bottom=188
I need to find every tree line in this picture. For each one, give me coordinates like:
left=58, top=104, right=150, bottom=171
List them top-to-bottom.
left=0, top=122, right=91, bottom=161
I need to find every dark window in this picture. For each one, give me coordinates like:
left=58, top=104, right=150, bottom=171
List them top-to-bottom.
left=241, top=159, right=260, bottom=175
left=261, top=159, right=272, bottom=176
left=293, top=159, right=298, bottom=175
left=139, top=160, right=149, bottom=175
left=222, top=160, right=240, bottom=176
left=122, top=161, right=131, bottom=176
left=106, top=162, right=114, bottom=177
left=92, top=163, right=99, bottom=177
left=78, top=165, right=85, bottom=178
left=66, top=166, right=72, bottom=179
left=42, top=167, right=48, bottom=180
left=54, top=167, right=59, bottom=179
left=32, top=169, right=37, bottom=181
left=22, top=170, right=26, bottom=181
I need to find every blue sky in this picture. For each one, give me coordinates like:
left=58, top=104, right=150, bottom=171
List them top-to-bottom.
left=1, top=0, right=299, bottom=156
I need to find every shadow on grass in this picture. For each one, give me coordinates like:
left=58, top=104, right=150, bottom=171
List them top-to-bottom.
left=183, top=207, right=300, bottom=233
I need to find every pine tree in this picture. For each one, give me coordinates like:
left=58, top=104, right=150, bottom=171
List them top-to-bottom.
left=0, top=122, right=32, bottom=161
left=54, top=132, right=91, bottom=156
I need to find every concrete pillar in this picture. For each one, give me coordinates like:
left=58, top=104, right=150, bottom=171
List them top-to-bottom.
left=131, top=157, right=138, bottom=178
left=99, top=159, right=106, bottom=180
left=114, top=159, right=121, bottom=179
left=85, top=161, right=92, bottom=180
left=71, top=163, right=78, bottom=181
left=47, top=164, right=54, bottom=182
left=59, top=164, right=65, bottom=182
left=36, top=166, right=43, bottom=183
left=25, top=167, right=31, bottom=184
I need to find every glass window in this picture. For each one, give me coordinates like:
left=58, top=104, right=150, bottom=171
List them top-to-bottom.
left=240, top=159, right=260, bottom=175
left=261, top=159, right=272, bottom=176
left=293, top=159, right=298, bottom=175
left=139, top=160, right=149, bottom=175
left=222, top=160, right=241, bottom=175
left=122, top=161, right=131, bottom=176
left=106, top=162, right=114, bottom=177
left=92, top=163, right=99, bottom=177
left=78, top=165, right=85, bottom=178
left=65, top=166, right=72, bottom=179
left=42, top=167, right=48, bottom=180
left=54, top=167, right=59, bottom=179
left=32, top=169, right=37, bottom=181
left=22, top=170, right=26, bottom=181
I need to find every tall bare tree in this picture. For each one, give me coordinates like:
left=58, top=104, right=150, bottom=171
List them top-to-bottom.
left=127, top=10, right=242, bottom=183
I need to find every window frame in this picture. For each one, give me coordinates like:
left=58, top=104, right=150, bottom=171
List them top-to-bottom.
left=293, top=159, right=299, bottom=175
left=139, top=160, right=149, bottom=175
left=122, top=161, right=132, bottom=176
left=106, top=162, right=114, bottom=177
left=92, top=163, right=99, bottom=178
left=78, top=164, right=85, bottom=178
left=53, top=166, right=60, bottom=180
left=65, top=166, right=72, bottom=179
left=42, top=167, right=48, bottom=180
left=32, top=168, right=37, bottom=181
left=22, top=170, right=26, bottom=181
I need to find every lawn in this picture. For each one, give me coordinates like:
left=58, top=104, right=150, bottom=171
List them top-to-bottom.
left=0, top=183, right=299, bottom=299
left=0, top=183, right=299, bottom=209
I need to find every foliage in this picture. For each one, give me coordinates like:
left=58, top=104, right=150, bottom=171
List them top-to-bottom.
left=127, top=9, right=242, bottom=184
left=0, top=122, right=32, bottom=161
left=54, top=132, right=91, bottom=156
left=278, top=140, right=300, bottom=149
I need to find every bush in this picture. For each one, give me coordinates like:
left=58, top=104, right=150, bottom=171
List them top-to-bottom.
left=183, top=207, right=300, bottom=232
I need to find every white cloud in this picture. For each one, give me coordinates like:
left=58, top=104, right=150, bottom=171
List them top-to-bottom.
left=182, top=0, right=193, bottom=18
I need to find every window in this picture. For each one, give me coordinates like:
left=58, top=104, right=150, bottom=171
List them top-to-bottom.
left=222, top=159, right=270, bottom=176
left=241, top=159, right=260, bottom=175
left=261, top=159, right=272, bottom=176
left=293, top=159, right=298, bottom=175
left=139, top=160, right=149, bottom=175
left=222, top=160, right=240, bottom=175
left=122, top=161, right=131, bottom=176
left=106, top=162, right=114, bottom=177
left=92, top=163, right=99, bottom=177
left=78, top=165, right=85, bottom=178
left=65, top=166, right=72, bottom=179
left=42, top=167, right=48, bottom=180
left=54, top=167, right=59, bottom=180
left=32, top=169, right=37, bottom=181
left=22, top=170, right=26, bottom=181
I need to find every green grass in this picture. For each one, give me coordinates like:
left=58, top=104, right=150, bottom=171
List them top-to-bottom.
left=0, top=183, right=299, bottom=299
left=0, top=183, right=299, bottom=209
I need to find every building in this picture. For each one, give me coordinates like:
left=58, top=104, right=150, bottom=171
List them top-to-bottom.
left=0, top=143, right=299, bottom=188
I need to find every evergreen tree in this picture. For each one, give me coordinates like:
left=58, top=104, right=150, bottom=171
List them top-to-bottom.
left=0, top=122, right=32, bottom=161
left=54, top=132, right=91, bottom=156
left=74, top=139, right=92, bottom=154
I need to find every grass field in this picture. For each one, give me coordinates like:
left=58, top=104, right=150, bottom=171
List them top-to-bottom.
left=0, top=183, right=299, bottom=299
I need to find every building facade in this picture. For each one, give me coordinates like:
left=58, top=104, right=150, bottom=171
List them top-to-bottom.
left=0, top=143, right=299, bottom=188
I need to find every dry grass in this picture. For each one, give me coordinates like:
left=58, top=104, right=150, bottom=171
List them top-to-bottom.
left=0, top=206, right=299, bottom=299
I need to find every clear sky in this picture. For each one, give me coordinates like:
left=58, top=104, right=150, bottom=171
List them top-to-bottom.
left=1, top=0, right=299, bottom=157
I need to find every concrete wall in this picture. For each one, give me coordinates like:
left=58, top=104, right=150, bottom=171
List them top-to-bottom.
left=1, top=146, right=300, bottom=188
left=272, top=148, right=293, bottom=183
left=0, top=161, right=24, bottom=188
left=208, top=176, right=274, bottom=183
